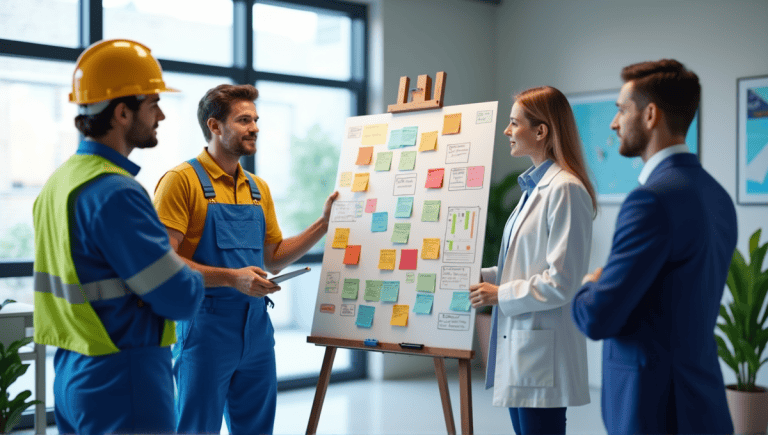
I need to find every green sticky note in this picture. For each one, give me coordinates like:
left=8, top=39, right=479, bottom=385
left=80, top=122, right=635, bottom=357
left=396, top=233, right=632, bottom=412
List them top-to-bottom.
left=400, top=126, right=418, bottom=147
left=387, top=129, right=403, bottom=149
left=375, top=151, right=393, bottom=171
left=398, top=151, right=417, bottom=171
left=395, top=197, right=414, bottom=218
left=421, top=200, right=441, bottom=222
left=391, top=223, right=411, bottom=244
left=406, top=272, right=415, bottom=283
left=416, top=273, right=436, bottom=293
left=342, top=278, right=359, bottom=300
left=364, top=280, right=383, bottom=302
left=381, top=281, right=399, bottom=302
left=449, top=291, right=471, bottom=312
left=413, top=294, right=434, bottom=314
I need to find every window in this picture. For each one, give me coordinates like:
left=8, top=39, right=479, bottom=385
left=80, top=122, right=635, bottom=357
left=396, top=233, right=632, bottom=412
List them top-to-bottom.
left=0, top=0, right=368, bottom=428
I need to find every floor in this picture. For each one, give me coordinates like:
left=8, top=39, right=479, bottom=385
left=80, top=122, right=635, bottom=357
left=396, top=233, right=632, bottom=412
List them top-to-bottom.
left=15, top=368, right=608, bottom=435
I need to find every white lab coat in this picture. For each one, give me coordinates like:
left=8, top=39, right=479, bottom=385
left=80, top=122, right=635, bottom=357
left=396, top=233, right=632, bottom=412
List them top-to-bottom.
left=480, top=163, right=592, bottom=408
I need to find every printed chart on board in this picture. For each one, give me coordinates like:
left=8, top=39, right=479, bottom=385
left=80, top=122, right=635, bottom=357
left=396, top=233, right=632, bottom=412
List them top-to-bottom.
left=310, top=101, right=498, bottom=351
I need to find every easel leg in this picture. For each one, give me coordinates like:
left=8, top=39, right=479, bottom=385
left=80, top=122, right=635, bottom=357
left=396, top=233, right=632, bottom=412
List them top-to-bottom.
left=306, top=346, right=337, bottom=435
left=433, top=357, right=456, bottom=435
left=458, top=358, right=473, bottom=435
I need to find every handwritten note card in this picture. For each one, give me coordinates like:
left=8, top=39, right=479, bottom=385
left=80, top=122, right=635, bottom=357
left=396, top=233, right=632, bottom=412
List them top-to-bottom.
left=362, top=124, right=387, bottom=146
left=332, top=228, right=350, bottom=249
left=378, top=249, right=396, bottom=270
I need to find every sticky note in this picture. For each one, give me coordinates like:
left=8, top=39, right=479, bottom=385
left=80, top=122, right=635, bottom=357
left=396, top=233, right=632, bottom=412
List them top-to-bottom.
left=442, top=113, right=461, bottom=135
left=362, top=124, right=387, bottom=146
left=400, top=126, right=418, bottom=147
left=387, top=129, right=403, bottom=149
left=419, top=131, right=438, bottom=151
left=356, top=146, right=373, bottom=165
left=398, top=150, right=417, bottom=171
left=375, top=151, right=393, bottom=171
left=467, top=166, right=484, bottom=188
left=425, top=168, right=445, bottom=188
left=339, top=172, right=353, bottom=187
left=351, top=173, right=369, bottom=192
left=395, top=197, right=414, bottom=218
left=365, top=198, right=377, bottom=213
left=421, top=200, right=441, bottom=222
left=371, top=212, right=388, bottom=232
left=391, top=223, right=411, bottom=244
left=332, top=228, right=350, bottom=249
left=421, top=238, right=441, bottom=260
left=343, top=245, right=361, bottom=265
left=378, top=249, right=396, bottom=270
left=399, top=249, right=418, bottom=270
left=406, top=272, right=415, bottom=283
left=416, top=273, right=436, bottom=293
left=342, top=278, right=359, bottom=299
left=364, top=280, right=383, bottom=302
left=381, top=281, right=399, bottom=302
left=450, top=291, right=471, bottom=312
left=413, top=294, right=434, bottom=314
left=356, top=305, right=375, bottom=327
left=391, top=305, right=409, bottom=326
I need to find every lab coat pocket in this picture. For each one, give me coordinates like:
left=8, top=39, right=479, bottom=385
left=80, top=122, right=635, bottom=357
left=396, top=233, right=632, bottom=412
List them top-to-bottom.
left=215, top=218, right=262, bottom=250
left=508, top=330, right=555, bottom=387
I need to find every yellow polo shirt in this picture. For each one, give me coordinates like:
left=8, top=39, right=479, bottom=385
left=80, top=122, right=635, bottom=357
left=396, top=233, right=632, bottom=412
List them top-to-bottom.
left=154, top=149, right=283, bottom=260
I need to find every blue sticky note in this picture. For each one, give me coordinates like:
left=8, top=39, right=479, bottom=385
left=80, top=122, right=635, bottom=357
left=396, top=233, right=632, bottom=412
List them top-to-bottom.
left=400, top=126, right=418, bottom=147
left=387, top=129, right=403, bottom=149
left=395, top=197, right=414, bottom=218
left=371, top=212, right=388, bottom=232
left=381, top=281, right=400, bottom=302
left=449, top=291, right=471, bottom=312
left=413, top=294, right=434, bottom=314
left=356, top=305, right=375, bottom=328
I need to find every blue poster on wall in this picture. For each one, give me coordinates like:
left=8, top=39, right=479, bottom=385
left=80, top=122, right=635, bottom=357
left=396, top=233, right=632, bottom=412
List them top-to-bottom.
left=738, top=76, right=768, bottom=205
left=568, top=91, right=699, bottom=203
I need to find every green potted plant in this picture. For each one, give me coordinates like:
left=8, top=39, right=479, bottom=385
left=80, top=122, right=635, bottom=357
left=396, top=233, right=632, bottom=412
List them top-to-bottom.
left=715, top=228, right=768, bottom=434
left=0, top=335, right=42, bottom=433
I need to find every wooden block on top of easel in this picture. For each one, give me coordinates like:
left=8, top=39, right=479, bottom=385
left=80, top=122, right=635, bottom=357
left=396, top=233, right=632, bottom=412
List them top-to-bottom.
left=388, top=71, right=447, bottom=114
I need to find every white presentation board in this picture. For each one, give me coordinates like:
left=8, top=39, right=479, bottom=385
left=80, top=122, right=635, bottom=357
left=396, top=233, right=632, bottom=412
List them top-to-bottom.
left=310, top=101, right=498, bottom=352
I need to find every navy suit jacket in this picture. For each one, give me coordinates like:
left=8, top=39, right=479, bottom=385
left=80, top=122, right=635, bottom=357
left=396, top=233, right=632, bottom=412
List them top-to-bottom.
left=572, top=153, right=737, bottom=434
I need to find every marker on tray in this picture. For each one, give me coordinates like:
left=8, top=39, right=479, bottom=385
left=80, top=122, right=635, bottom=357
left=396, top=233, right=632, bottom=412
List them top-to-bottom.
left=399, top=342, right=424, bottom=350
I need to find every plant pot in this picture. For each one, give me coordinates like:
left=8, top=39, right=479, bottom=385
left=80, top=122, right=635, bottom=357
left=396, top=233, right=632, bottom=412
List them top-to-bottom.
left=725, top=384, right=768, bottom=435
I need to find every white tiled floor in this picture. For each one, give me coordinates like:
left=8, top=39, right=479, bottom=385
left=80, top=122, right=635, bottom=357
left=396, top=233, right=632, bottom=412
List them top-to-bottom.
left=16, top=369, right=607, bottom=434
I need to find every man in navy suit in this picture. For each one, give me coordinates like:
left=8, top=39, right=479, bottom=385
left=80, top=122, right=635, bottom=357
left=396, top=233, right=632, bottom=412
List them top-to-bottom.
left=571, top=59, right=737, bottom=434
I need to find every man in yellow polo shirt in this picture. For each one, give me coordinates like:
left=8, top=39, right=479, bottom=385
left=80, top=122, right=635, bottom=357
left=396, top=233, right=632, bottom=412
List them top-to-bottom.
left=153, top=84, right=338, bottom=434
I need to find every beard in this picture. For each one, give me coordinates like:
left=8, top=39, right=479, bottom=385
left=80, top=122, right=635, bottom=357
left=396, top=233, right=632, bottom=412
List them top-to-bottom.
left=618, top=118, right=648, bottom=158
left=126, top=121, right=159, bottom=149
left=225, top=134, right=257, bottom=157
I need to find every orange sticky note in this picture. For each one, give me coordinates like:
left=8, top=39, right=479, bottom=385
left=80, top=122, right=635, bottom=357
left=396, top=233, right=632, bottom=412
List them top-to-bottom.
left=442, top=113, right=461, bottom=135
left=418, top=131, right=438, bottom=151
left=356, top=146, right=373, bottom=165
left=425, top=168, right=445, bottom=188
left=351, top=173, right=370, bottom=192
left=332, top=228, right=350, bottom=249
left=421, top=238, right=440, bottom=259
left=343, top=245, right=361, bottom=265
left=399, top=249, right=418, bottom=270
left=390, top=305, right=409, bottom=327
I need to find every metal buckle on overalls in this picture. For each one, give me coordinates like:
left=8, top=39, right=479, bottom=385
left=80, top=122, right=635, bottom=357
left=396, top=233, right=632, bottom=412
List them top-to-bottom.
left=208, top=198, right=216, bottom=204
left=252, top=199, right=260, bottom=205
left=264, top=296, right=274, bottom=309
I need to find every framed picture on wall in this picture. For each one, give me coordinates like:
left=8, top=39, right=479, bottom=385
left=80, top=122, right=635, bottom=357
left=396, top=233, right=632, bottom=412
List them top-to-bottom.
left=737, top=75, right=768, bottom=205
left=567, top=90, right=700, bottom=204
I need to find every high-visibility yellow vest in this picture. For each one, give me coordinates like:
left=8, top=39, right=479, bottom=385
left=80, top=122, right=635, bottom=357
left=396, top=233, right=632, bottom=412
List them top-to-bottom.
left=33, top=153, right=176, bottom=356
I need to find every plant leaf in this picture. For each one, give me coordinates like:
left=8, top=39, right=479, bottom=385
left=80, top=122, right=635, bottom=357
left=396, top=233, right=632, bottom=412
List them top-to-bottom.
left=749, top=228, right=761, bottom=255
left=715, top=334, right=739, bottom=374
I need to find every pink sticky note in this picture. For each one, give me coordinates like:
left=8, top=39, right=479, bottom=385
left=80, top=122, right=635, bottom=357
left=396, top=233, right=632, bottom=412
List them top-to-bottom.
left=467, top=166, right=485, bottom=188
left=425, top=168, right=445, bottom=188
left=365, top=198, right=377, bottom=213
left=399, top=249, right=418, bottom=270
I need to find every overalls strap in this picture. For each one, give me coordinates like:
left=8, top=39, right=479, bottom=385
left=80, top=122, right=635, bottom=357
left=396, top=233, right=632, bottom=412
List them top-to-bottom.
left=187, top=159, right=216, bottom=199
left=243, top=171, right=262, bottom=201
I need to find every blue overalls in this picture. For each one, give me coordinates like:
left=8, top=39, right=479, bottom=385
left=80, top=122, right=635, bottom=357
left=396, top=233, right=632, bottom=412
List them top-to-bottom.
left=173, top=159, right=277, bottom=435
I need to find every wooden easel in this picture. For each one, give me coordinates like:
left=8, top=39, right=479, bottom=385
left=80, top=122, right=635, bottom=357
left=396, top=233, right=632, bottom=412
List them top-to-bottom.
left=306, top=72, right=475, bottom=435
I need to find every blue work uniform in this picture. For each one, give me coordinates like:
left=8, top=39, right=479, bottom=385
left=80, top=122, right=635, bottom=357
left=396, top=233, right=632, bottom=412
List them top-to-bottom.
left=48, top=141, right=204, bottom=435
left=173, top=159, right=277, bottom=435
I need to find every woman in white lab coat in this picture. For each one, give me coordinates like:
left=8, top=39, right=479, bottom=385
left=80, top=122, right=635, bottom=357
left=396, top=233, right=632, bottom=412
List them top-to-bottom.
left=470, top=86, right=597, bottom=435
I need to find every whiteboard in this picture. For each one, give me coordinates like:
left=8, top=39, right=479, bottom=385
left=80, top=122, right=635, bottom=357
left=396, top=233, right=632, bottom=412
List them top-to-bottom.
left=310, top=101, right=498, bottom=351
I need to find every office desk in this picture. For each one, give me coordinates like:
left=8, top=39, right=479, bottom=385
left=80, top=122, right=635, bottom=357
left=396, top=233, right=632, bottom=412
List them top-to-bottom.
left=0, top=302, right=46, bottom=434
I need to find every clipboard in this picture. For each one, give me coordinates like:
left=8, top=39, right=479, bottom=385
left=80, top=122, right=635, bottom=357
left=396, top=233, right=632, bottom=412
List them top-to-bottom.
left=269, top=267, right=311, bottom=284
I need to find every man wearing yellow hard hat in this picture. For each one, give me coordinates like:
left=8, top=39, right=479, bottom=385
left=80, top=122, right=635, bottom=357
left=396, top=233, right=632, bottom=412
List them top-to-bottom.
left=32, top=39, right=205, bottom=434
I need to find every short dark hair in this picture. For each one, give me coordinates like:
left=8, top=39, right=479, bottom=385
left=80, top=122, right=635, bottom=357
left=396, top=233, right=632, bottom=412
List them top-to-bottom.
left=620, top=59, right=700, bottom=137
left=197, top=84, right=259, bottom=142
left=74, top=96, right=143, bottom=138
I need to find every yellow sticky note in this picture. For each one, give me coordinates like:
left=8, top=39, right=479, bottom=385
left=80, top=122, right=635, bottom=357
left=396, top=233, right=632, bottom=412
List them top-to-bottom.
left=442, top=113, right=461, bottom=135
left=362, top=124, right=388, bottom=146
left=418, top=131, right=438, bottom=151
left=339, top=172, right=353, bottom=187
left=351, top=173, right=370, bottom=192
left=332, top=228, right=350, bottom=249
left=421, top=238, right=441, bottom=259
left=378, top=249, right=397, bottom=270
left=390, top=304, right=409, bottom=326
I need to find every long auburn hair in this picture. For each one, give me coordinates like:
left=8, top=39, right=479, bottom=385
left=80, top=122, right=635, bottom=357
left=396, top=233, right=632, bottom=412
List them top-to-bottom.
left=515, top=86, right=598, bottom=215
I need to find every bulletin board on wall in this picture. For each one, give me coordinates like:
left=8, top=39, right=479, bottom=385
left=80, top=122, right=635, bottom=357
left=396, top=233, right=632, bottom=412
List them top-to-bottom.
left=309, top=101, right=499, bottom=352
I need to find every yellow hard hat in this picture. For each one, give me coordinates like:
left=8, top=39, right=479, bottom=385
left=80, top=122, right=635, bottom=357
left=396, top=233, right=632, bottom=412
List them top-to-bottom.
left=69, top=39, right=178, bottom=106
